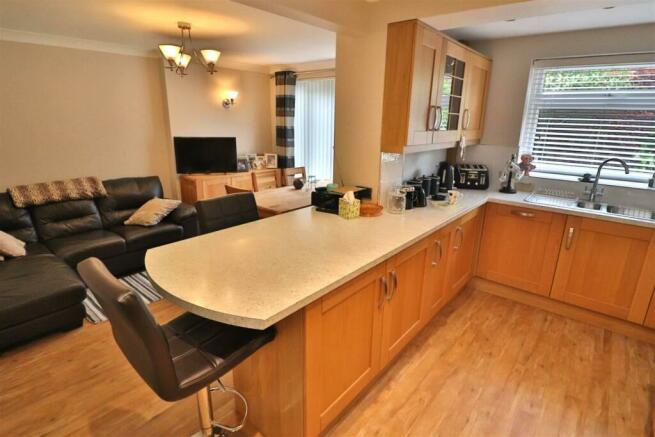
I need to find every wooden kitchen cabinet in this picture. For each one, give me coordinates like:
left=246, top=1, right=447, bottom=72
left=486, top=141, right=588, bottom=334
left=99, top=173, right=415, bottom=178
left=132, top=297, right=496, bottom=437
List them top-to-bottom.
left=381, top=19, right=491, bottom=154
left=432, top=41, right=467, bottom=144
left=461, top=50, right=491, bottom=143
left=477, top=203, right=566, bottom=296
left=445, top=207, right=483, bottom=299
left=551, top=216, right=655, bottom=323
left=420, top=228, right=451, bottom=324
left=380, top=239, right=428, bottom=365
left=304, top=263, right=386, bottom=436
left=644, top=295, right=655, bottom=329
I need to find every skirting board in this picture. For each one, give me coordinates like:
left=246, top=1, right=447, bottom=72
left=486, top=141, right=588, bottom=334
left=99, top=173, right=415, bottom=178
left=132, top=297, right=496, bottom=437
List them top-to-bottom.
left=470, top=277, right=655, bottom=345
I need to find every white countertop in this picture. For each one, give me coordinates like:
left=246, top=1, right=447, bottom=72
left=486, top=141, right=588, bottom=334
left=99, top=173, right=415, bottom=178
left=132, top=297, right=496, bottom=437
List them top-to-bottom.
left=145, top=190, right=654, bottom=329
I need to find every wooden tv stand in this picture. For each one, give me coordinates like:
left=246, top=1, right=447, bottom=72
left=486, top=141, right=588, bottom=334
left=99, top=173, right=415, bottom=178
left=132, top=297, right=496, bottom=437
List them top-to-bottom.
left=179, top=170, right=282, bottom=204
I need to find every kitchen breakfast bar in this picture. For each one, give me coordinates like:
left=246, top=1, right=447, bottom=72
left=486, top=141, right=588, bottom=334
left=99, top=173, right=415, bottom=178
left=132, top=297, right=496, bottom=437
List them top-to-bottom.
left=145, top=191, right=655, bottom=437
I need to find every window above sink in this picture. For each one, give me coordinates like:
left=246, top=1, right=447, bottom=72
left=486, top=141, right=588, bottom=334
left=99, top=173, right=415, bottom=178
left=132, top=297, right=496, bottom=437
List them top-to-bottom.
left=518, top=52, right=655, bottom=188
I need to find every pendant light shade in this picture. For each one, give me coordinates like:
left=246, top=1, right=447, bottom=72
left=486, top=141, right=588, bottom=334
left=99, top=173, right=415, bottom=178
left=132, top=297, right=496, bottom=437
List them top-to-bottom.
left=159, top=44, right=181, bottom=60
left=200, top=49, right=221, bottom=71
left=175, top=52, right=192, bottom=73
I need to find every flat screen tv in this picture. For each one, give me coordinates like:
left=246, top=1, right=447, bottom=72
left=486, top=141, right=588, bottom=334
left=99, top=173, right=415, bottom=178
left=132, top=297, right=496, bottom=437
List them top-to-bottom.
left=174, top=137, right=237, bottom=173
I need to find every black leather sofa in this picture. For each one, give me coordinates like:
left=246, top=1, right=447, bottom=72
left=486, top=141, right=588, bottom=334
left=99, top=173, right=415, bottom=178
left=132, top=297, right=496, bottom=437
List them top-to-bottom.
left=0, top=176, right=198, bottom=351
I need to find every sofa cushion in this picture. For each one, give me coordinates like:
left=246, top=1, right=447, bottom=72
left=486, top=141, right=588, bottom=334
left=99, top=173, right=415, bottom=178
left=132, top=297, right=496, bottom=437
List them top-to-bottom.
left=97, top=177, right=164, bottom=228
left=0, top=192, right=38, bottom=243
left=32, top=199, right=103, bottom=241
left=111, top=223, right=183, bottom=251
left=45, top=230, right=126, bottom=266
left=25, top=242, right=52, bottom=257
left=0, top=254, right=86, bottom=330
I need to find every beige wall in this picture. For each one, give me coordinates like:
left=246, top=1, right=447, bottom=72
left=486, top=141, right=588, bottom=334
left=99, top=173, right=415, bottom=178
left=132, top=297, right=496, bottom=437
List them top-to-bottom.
left=0, top=40, right=175, bottom=195
left=163, top=62, right=272, bottom=158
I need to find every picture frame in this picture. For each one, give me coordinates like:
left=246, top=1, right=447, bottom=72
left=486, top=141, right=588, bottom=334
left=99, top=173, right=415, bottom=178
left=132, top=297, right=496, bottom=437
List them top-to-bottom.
left=265, top=153, right=278, bottom=169
left=251, top=155, right=266, bottom=170
left=236, top=156, right=250, bottom=172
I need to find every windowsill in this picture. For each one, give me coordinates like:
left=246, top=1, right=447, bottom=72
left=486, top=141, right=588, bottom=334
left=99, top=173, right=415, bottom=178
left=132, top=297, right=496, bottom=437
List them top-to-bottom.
left=526, top=172, right=654, bottom=191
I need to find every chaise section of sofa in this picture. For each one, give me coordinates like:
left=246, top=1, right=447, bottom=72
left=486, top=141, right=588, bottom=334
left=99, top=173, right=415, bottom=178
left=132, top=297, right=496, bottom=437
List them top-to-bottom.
left=0, top=176, right=199, bottom=350
left=0, top=193, right=86, bottom=350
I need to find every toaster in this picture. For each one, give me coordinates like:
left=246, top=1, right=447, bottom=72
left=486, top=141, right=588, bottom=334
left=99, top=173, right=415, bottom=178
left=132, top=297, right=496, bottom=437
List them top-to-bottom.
left=454, top=164, right=490, bottom=190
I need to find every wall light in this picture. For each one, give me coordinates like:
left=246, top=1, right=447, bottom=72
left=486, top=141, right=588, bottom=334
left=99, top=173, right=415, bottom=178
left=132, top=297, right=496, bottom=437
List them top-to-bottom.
left=223, top=91, right=239, bottom=109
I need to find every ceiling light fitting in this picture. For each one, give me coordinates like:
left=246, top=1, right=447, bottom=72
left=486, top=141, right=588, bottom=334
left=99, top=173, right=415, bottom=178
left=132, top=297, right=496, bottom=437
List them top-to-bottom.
left=158, top=22, right=221, bottom=77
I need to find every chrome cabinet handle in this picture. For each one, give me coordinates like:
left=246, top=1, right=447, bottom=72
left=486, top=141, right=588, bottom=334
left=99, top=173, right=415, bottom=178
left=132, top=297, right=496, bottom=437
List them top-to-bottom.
left=427, top=105, right=437, bottom=131
left=434, top=106, right=442, bottom=130
left=463, top=108, right=470, bottom=129
left=511, top=209, right=536, bottom=218
left=453, top=226, right=464, bottom=251
left=565, top=227, right=575, bottom=250
left=432, top=240, right=443, bottom=267
left=387, top=271, right=398, bottom=301
left=379, top=276, right=387, bottom=309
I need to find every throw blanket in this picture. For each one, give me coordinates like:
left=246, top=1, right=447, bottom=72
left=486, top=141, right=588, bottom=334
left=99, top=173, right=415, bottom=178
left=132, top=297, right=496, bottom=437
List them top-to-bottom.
left=8, top=177, right=107, bottom=208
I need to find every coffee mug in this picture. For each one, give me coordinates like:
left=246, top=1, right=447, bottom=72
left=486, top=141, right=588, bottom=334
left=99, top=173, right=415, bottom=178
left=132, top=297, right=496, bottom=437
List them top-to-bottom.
left=447, top=189, right=463, bottom=205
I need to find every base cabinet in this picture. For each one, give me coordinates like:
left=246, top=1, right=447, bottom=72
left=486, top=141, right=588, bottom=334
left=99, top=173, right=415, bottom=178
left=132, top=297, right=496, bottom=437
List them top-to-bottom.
left=477, top=203, right=566, bottom=295
left=445, top=207, right=483, bottom=299
left=551, top=216, right=655, bottom=323
left=420, top=228, right=451, bottom=323
left=380, top=240, right=428, bottom=366
left=304, top=264, right=385, bottom=436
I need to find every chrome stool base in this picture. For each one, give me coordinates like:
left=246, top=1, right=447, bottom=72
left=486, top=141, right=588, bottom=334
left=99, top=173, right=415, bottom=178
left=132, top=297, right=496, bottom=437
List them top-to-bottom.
left=196, top=379, right=248, bottom=437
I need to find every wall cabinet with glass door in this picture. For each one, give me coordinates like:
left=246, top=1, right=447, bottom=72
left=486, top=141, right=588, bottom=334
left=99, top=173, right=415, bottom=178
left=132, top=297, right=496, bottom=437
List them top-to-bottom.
left=381, top=19, right=492, bottom=154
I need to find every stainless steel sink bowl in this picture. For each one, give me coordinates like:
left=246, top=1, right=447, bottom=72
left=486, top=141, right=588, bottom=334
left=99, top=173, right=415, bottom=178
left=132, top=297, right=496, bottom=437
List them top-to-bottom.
left=525, top=192, right=655, bottom=222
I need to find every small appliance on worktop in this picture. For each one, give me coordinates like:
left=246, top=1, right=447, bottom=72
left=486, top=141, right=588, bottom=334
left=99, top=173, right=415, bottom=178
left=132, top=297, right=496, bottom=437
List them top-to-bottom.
left=454, top=164, right=490, bottom=190
left=311, top=186, right=372, bottom=214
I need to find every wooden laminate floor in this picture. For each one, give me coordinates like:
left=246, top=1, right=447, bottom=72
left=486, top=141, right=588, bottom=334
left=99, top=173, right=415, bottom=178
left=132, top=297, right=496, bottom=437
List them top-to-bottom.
left=1, top=288, right=653, bottom=436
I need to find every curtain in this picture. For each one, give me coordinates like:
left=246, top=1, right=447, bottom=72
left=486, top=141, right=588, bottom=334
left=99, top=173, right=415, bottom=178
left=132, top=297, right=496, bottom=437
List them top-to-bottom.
left=275, top=71, right=297, bottom=168
left=294, top=77, right=335, bottom=181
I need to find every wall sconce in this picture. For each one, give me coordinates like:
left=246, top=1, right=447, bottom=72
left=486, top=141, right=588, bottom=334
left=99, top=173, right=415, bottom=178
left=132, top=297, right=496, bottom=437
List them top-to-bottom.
left=223, top=91, right=238, bottom=109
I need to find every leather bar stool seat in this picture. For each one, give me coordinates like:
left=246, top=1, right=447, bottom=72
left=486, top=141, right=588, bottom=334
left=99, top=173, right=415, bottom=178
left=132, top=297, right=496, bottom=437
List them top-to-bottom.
left=77, top=257, right=275, bottom=434
left=164, top=312, right=274, bottom=396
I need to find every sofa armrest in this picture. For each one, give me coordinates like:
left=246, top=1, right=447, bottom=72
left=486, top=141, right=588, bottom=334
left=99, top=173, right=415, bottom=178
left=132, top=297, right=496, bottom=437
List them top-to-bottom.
left=165, top=202, right=199, bottom=238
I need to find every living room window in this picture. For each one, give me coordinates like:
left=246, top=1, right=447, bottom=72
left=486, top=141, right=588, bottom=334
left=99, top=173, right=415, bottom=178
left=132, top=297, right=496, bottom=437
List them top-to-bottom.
left=518, top=53, right=655, bottom=187
left=294, top=76, right=335, bottom=181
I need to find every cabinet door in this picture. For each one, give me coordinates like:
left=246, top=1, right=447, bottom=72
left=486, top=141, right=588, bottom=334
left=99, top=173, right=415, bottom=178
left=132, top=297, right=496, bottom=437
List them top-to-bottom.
left=407, top=25, right=443, bottom=147
left=433, top=41, right=467, bottom=144
left=461, top=51, right=491, bottom=143
left=229, top=172, right=254, bottom=191
left=201, top=175, right=230, bottom=199
left=477, top=204, right=566, bottom=295
left=446, top=208, right=482, bottom=299
left=551, top=217, right=655, bottom=322
left=420, top=229, right=451, bottom=324
left=380, top=240, right=428, bottom=366
left=304, top=264, right=386, bottom=436
left=644, top=295, right=655, bottom=329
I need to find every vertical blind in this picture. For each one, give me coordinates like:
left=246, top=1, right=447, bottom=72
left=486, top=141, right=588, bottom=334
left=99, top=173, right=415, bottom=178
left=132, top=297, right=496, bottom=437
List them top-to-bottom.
left=518, top=54, right=655, bottom=184
left=294, top=77, right=335, bottom=181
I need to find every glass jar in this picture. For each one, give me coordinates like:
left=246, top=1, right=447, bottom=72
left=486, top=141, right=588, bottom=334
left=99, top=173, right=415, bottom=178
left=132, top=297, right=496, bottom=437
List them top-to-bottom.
left=388, top=186, right=406, bottom=214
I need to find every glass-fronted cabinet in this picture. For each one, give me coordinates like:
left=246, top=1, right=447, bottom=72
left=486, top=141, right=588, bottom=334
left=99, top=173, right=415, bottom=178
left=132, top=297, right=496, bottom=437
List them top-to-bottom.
left=433, top=41, right=468, bottom=143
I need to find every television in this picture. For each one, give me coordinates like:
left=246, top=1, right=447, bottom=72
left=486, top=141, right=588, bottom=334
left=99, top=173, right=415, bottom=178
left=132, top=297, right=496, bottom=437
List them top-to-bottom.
left=174, top=137, right=237, bottom=173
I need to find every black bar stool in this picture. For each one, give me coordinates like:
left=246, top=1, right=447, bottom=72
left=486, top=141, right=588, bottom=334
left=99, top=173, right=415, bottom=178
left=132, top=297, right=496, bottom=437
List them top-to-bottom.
left=77, top=257, right=275, bottom=436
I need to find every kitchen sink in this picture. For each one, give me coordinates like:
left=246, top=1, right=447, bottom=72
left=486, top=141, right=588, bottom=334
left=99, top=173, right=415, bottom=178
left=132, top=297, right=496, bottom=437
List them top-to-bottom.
left=525, top=191, right=655, bottom=222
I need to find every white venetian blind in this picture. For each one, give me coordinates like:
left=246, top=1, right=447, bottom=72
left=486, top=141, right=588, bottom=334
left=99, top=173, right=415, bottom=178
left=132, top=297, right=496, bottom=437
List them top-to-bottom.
left=519, top=54, right=655, bottom=184
left=294, top=77, right=335, bottom=181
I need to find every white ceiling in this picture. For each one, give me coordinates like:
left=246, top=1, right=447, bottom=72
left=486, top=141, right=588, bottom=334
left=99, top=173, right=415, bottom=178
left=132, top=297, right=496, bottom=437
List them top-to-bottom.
left=0, top=0, right=336, bottom=68
left=424, top=0, right=655, bottom=41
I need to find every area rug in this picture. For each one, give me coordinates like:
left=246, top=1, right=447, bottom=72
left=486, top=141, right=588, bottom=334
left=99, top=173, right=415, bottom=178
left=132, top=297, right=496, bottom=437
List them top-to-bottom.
left=83, top=271, right=162, bottom=323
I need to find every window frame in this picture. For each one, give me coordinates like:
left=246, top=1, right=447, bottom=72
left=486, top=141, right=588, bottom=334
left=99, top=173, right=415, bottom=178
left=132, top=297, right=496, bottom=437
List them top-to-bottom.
left=518, top=52, right=655, bottom=188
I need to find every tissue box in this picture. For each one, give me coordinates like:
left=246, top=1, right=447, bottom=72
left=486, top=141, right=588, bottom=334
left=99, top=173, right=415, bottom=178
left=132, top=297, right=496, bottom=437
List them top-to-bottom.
left=338, top=198, right=360, bottom=219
